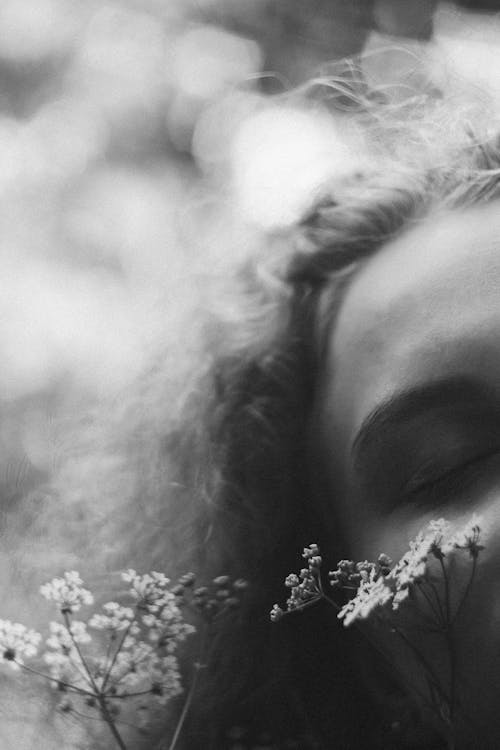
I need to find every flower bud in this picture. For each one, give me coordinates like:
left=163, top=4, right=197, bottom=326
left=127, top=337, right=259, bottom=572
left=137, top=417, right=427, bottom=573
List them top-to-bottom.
left=213, top=575, right=230, bottom=587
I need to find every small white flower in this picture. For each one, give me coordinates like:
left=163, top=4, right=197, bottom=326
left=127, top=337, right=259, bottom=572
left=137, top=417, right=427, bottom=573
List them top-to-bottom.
left=452, top=513, right=484, bottom=557
left=388, top=527, right=434, bottom=601
left=121, top=569, right=137, bottom=584
left=121, top=570, right=173, bottom=610
left=338, top=570, right=393, bottom=627
left=40, top=572, right=94, bottom=613
left=392, top=586, right=410, bottom=610
left=142, top=598, right=195, bottom=652
left=89, top=602, right=135, bottom=632
left=270, top=604, right=284, bottom=622
left=0, top=620, right=41, bottom=669
left=42, top=620, right=94, bottom=688
left=46, top=620, right=91, bottom=650
left=109, top=639, right=156, bottom=689
left=43, top=649, right=87, bottom=689
left=150, top=654, right=183, bottom=705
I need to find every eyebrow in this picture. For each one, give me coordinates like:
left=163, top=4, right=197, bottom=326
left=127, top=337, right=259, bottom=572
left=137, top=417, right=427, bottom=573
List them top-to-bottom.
left=351, top=375, right=498, bottom=469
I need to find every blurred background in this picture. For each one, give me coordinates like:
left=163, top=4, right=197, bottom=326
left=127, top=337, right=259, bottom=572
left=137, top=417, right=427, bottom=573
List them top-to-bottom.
left=0, top=0, right=499, bottom=404
left=0, top=0, right=499, bottom=403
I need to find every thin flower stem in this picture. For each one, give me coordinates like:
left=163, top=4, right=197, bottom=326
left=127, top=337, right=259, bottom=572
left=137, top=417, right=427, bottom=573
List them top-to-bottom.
left=451, top=555, right=477, bottom=626
left=438, top=558, right=456, bottom=726
left=439, top=559, right=451, bottom=627
left=315, top=571, right=325, bottom=595
left=321, top=577, right=456, bottom=743
left=428, top=580, right=446, bottom=626
left=417, top=582, right=442, bottom=625
left=320, top=591, right=447, bottom=725
left=276, top=592, right=323, bottom=620
left=321, top=593, right=340, bottom=611
left=282, top=597, right=323, bottom=616
left=102, top=607, right=140, bottom=693
left=63, top=612, right=100, bottom=695
left=63, top=613, right=127, bottom=750
left=359, top=621, right=449, bottom=727
left=393, top=623, right=458, bottom=750
left=167, top=624, right=209, bottom=750
left=392, top=625, right=450, bottom=711
left=445, top=626, right=456, bottom=722
left=103, top=631, right=116, bottom=674
left=110, top=644, right=153, bottom=689
left=68, top=654, right=96, bottom=690
left=17, top=659, right=133, bottom=748
left=15, top=660, right=96, bottom=697
left=426, top=677, right=455, bottom=750
left=107, top=689, right=153, bottom=700
left=98, top=696, right=128, bottom=750
left=68, top=705, right=142, bottom=731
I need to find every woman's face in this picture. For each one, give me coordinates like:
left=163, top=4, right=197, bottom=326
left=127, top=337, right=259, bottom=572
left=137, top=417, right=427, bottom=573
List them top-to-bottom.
left=316, top=199, right=500, bottom=742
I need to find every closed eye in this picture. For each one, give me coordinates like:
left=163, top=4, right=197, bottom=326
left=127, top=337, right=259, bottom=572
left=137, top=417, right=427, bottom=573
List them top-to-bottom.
left=401, top=449, right=500, bottom=504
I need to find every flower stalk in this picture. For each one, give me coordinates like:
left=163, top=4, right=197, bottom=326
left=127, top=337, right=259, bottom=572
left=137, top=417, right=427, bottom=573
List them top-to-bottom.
left=271, top=514, right=485, bottom=747
left=0, top=568, right=247, bottom=750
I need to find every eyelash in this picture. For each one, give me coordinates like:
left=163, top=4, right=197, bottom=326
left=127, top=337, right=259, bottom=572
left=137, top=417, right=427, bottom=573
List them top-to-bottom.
left=402, top=449, right=500, bottom=505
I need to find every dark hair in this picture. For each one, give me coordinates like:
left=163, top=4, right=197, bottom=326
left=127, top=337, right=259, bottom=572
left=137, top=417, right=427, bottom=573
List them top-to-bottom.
left=172, top=85, right=500, bottom=748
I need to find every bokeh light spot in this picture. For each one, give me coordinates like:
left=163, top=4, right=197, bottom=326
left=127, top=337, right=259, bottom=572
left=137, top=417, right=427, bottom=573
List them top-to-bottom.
left=171, top=24, right=262, bottom=100
left=231, top=106, right=364, bottom=228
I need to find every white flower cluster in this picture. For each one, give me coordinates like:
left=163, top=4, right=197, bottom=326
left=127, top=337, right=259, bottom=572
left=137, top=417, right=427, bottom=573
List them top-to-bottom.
left=451, top=513, right=484, bottom=557
left=337, top=515, right=484, bottom=626
left=273, top=516, right=486, bottom=630
left=388, top=522, right=446, bottom=610
left=269, top=544, right=323, bottom=621
left=0, top=567, right=196, bottom=722
left=121, top=569, right=195, bottom=651
left=338, top=569, right=393, bottom=627
left=103, top=570, right=194, bottom=702
left=122, top=570, right=171, bottom=609
left=40, top=572, right=94, bottom=613
left=89, top=602, right=137, bottom=633
left=142, top=605, right=195, bottom=652
left=47, top=619, right=91, bottom=648
left=0, top=620, right=41, bottom=669
left=43, top=620, right=92, bottom=689
left=110, top=637, right=183, bottom=704
left=151, top=655, right=183, bottom=705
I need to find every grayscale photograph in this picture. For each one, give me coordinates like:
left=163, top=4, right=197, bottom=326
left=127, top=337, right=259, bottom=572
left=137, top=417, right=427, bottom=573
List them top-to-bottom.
left=0, top=1, right=499, bottom=748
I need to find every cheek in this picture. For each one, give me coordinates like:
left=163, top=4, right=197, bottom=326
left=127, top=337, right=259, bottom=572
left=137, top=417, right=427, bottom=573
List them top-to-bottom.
left=353, top=485, right=500, bottom=743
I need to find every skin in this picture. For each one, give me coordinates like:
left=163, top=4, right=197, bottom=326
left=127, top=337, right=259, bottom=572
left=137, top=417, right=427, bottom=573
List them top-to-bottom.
left=316, top=200, right=500, bottom=745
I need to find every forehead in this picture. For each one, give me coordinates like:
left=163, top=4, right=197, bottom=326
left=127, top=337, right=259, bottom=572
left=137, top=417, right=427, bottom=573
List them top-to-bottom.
left=322, top=200, right=500, bottom=455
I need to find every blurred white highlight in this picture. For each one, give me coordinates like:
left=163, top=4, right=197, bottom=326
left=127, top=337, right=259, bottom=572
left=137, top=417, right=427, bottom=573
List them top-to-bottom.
left=0, top=0, right=82, bottom=61
left=71, top=5, right=167, bottom=117
left=434, top=8, right=500, bottom=104
left=171, top=25, right=262, bottom=100
left=0, top=102, right=106, bottom=194
left=231, top=106, right=364, bottom=228
left=0, top=259, right=145, bottom=399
